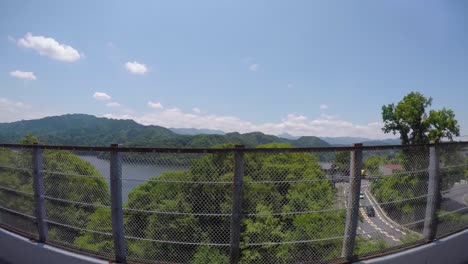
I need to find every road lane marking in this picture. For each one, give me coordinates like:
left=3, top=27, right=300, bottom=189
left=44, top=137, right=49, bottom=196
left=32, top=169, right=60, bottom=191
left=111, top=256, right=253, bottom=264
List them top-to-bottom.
left=364, top=191, right=406, bottom=236
left=360, top=207, right=400, bottom=242
left=375, top=210, right=406, bottom=235
left=358, top=226, right=372, bottom=238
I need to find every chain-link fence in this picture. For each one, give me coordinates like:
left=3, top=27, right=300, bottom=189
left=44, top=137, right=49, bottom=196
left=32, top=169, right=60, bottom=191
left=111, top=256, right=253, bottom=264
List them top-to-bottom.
left=0, top=142, right=467, bottom=263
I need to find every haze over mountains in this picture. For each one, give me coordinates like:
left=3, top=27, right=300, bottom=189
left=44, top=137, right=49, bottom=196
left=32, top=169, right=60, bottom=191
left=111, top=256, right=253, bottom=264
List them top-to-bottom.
left=0, top=114, right=402, bottom=147
left=169, top=128, right=225, bottom=135
left=170, top=128, right=401, bottom=146
left=319, top=137, right=400, bottom=146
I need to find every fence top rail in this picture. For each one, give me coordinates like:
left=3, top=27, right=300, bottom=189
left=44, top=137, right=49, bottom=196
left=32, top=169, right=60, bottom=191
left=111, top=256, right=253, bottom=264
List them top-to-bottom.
left=0, top=141, right=467, bottom=153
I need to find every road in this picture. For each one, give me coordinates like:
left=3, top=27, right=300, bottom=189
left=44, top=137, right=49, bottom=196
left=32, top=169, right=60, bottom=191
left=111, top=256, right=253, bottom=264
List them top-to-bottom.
left=340, top=179, right=468, bottom=246
left=357, top=180, right=407, bottom=245
left=442, top=181, right=468, bottom=210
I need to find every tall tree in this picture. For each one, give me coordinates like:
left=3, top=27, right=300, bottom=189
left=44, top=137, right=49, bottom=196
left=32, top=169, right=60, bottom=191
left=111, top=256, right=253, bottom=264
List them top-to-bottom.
left=375, top=92, right=463, bottom=226
left=382, top=92, right=460, bottom=144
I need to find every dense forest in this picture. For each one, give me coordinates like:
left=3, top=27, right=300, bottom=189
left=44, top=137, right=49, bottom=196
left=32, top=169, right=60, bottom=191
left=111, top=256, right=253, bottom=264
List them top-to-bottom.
left=1, top=134, right=467, bottom=263
left=0, top=135, right=397, bottom=263
left=0, top=138, right=337, bottom=262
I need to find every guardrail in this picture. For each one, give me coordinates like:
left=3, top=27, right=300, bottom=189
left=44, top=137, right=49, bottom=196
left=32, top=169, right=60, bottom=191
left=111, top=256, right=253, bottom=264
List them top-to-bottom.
left=0, top=142, right=467, bottom=263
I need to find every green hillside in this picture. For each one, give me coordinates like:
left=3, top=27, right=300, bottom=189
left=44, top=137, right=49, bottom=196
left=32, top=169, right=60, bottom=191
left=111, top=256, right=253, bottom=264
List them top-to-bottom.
left=0, top=114, right=330, bottom=148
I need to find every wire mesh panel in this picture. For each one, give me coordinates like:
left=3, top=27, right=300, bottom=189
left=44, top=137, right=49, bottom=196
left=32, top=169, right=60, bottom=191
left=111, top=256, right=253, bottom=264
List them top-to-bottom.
left=0, top=142, right=467, bottom=263
left=436, top=144, right=468, bottom=238
left=0, top=146, right=37, bottom=238
left=357, top=146, right=430, bottom=256
left=42, top=149, right=114, bottom=259
left=241, top=150, right=348, bottom=263
left=120, top=151, right=234, bottom=263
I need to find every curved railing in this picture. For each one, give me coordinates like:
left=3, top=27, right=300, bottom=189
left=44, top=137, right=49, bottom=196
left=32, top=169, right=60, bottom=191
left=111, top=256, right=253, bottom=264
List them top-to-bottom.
left=0, top=142, right=467, bottom=263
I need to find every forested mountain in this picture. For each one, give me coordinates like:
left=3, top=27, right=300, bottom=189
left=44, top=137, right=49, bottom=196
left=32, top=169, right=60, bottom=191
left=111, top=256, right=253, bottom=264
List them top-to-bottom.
left=0, top=114, right=330, bottom=148
left=0, top=114, right=175, bottom=146
left=277, top=133, right=299, bottom=140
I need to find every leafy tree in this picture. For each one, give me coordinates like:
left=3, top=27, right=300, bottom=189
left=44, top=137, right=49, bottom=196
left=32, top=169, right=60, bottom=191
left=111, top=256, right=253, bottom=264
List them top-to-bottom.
left=375, top=92, right=462, bottom=228
left=382, top=92, right=460, bottom=144
left=20, top=133, right=39, bottom=144
left=0, top=135, right=110, bottom=254
left=85, top=143, right=344, bottom=263
left=241, top=144, right=343, bottom=263
left=0, top=147, right=35, bottom=217
left=44, top=150, right=110, bottom=244
left=119, top=151, right=234, bottom=262
left=331, top=151, right=350, bottom=175
left=363, top=156, right=386, bottom=176
left=370, top=174, right=424, bottom=224
left=240, top=204, right=290, bottom=263
left=74, top=208, right=113, bottom=253
left=193, top=246, right=229, bottom=264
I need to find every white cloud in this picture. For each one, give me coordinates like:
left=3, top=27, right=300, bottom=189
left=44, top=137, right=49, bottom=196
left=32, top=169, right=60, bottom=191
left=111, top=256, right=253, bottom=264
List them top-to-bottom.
left=17, top=33, right=81, bottom=62
left=125, top=61, right=148, bottom=74
left=249, top=64, right=259, bottom=72
left=9, top=70, right=37, bottom=80
left=93, top=92, right=111, bottom=101
left=0, top=98, right=54, bottom=122
left=0, top=98, right=25, bottom=108
left=148, top=101, right=163, bottom=109
left=106, top=102, right=121, bottom=107
left=320, top=104, right=329, bottom=110
left=192, top=107, right=201, bottom=113
left=104, top=108, right=391, bottom=139
left=122, top=108, right=135, bottom=114
left=103, top=113, right=134, bottom=120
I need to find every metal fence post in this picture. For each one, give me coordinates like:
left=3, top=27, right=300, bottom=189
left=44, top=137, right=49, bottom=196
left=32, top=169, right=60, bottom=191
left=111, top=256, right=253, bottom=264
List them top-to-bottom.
left=32, top=143, right=48, bottom=243
left=341, top=143, right=363, bottom=261
left=423, top=143, right=440, bottom=241
left=110, top=144, right=127, bottom=263
left=230, top=145, right=245, bottom=264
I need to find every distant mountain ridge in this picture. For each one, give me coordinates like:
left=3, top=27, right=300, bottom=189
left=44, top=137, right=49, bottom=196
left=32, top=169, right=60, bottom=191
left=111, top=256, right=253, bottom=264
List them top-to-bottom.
left=0, top=114, right=331, bottom=148
left=170, top=128, right=225, bottom=135
left=167, top=131, right=398, bottom=145
left=277, top=133, right=300, bottom=140
left=319, top=137, right=371, bottom=145
left=320, top=137, right=400, bottom=146
left=360, top=138, right=401, bottom=146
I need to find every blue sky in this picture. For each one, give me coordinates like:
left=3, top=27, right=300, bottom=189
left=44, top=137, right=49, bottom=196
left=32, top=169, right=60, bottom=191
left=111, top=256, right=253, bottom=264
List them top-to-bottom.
left=1, top=0, right=467, bottom=139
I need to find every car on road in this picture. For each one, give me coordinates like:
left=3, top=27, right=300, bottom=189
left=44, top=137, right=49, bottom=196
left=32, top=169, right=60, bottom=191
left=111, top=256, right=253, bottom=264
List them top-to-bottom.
left=359, top=192, right=365, bottom=199
left=366, top=206, right=375, bottom=217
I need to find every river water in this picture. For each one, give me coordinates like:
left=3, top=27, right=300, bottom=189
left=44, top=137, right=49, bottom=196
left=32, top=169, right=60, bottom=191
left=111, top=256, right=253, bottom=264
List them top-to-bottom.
left=79, top=156, right=185, bottom=202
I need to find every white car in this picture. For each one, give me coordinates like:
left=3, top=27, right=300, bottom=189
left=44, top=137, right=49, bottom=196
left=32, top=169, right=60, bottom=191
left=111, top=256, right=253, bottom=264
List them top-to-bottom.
left=359, top=192, right=365, bottom=199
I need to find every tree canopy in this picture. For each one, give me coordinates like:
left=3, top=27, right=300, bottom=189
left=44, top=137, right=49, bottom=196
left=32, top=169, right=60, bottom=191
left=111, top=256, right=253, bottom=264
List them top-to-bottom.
left=374, top=92, right=465, bottom=232
left=382, top=92, right=460, bottom=144
left=75, top=143, right=345, bottom=263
